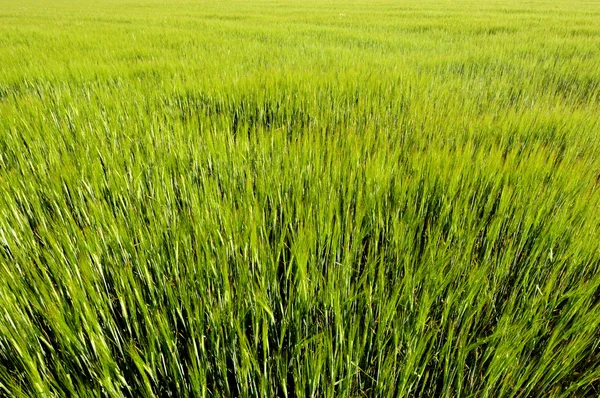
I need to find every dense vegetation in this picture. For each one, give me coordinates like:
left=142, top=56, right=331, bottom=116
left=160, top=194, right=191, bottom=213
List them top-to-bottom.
left=1, top=0, right=600, bottom=396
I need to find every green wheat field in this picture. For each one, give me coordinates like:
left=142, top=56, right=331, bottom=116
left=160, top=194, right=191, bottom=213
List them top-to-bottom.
left=1, top=0, right=600, bottom=396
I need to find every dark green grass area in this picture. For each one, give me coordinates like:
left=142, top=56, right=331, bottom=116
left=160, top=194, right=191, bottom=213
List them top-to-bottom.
left=1, top=0, right=600, bottom=396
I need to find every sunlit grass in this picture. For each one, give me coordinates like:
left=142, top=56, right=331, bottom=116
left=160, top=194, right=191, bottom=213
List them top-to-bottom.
left=1, top=0, right=599, bottom=396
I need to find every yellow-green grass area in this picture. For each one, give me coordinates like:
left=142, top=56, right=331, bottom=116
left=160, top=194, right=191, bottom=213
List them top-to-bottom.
left=1, top=0, right=600, bottom=396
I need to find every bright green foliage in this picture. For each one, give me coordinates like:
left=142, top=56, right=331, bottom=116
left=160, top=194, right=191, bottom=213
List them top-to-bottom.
left=1, top=0, right=600, bottom=396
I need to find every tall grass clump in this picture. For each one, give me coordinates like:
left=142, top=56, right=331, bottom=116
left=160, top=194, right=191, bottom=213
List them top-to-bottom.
left=1, top=0, right=600, bottom=396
